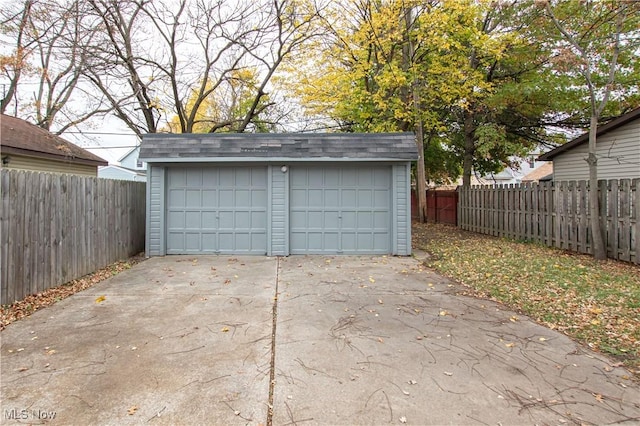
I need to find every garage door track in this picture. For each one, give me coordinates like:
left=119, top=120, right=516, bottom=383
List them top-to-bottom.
left=1, top=255, right=639, bottom=425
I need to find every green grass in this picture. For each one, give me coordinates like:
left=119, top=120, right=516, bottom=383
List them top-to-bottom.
left=413, top=222, right=640, bottom=376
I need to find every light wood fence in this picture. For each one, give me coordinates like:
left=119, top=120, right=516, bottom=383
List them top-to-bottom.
left=1, top=170, right=146, bottom=304
left=458, top=179, right=639, bottom=264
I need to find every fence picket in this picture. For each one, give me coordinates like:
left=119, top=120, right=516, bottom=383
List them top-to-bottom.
left=0, top=170, right=146, bottom=305
left=458, top=179, right=638, bottom=265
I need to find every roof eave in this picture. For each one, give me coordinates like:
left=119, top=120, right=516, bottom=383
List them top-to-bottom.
left=538, top=107, right=640, bottom=161
left=1, top=146, right=108, bottom=167
left=140, top=156, right=417, bottom=163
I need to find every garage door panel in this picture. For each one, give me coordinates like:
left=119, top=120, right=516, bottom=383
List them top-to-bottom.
left=166, top=166, right=267, bottom=254
left=290, top=166, right=391, bottom=254
left=186, top=169, right=202, bottom=186
left=219, top=169, right=234, bottom=185
left=342, top=169, right=357, bottom=185
left=358, top=170, right=373, bottom=186
left=168, top=189, right=185, bottom=207
left=325, top=189, right=339, bottom=206
left=341, top=189, right=356, bottom=207
left=202, top=190, right=217, bottom=207
left=252, top=190, right=267, bottom=205
left=359, top=190, right=372, bottom=207
left=374, top=190, right=388, bottom=207
left=185, top=211, right=201, bottom=228
left=218, top=211, right=234, bottom=228
left=252, top=211, right=267, bottom=228
left=290, top=211, right=306, bottom=228
left=374, top=211, right=388, bottom=228
left=202, top=212, right=216, bottom=229
left=357, top=212, right=372, bottom=228
left=185, top=233, right=200, bottom=250
left=202, top=234, right=217, bottom=251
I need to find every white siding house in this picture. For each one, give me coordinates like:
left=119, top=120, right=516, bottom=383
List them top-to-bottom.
left=538, top=107, right=640, bottom=181
left=120, top=145, right=146, bottom=171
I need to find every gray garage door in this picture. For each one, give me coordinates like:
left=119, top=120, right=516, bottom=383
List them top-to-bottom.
left=290, top=165, right=391, bottom=254
left=166, top=166, right=267, bottom=254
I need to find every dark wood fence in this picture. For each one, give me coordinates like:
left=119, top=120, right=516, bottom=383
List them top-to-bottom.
left=1, top=170, right=146, bottom=304
left=458, top=179, right=639, bottom=264
left=412, top=189, right=458, bottom=225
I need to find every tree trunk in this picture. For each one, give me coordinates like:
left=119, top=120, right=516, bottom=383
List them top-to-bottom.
left=462, top=108, right=475, bottom=187
left=587, top=114, right=606, bottom=260
left=415, top=121, right=427, bottom=223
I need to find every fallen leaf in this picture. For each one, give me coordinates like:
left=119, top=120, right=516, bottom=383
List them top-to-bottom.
left=369, top=276, right=375, bottom=283
left=95, top=295, right=106, bottom=303
left=378, top=299, right=383, bottom=304
left=439, top=310, right=449, bottom=316
left=509, top=316, right=518, bottom=322
left=221, top=327, right=230, bottom=333
left=377, top=337, right=384, bottom=343
left=538, top=337, right=547, bottom=342
left=505, top=343, right=515, bottom=348
left=18, top=367, right=28, bottom=372
left=443, top=371, right=453, bottom=376
left=408, top=380, right=417, bottom=385
left=593, top=393, right=603, bottom=403
left=127, top=406, right=138, bottom=415
left=399, top=416, right=407, bottom=423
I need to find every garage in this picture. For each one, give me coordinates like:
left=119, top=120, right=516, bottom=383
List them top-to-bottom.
left=140, top=133, right=417, bottom=256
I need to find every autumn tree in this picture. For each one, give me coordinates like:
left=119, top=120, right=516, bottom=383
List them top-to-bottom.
left=0, top=0, right=113, bottom=132
left=81, top=0, right=325, bottom=137
left=285, top=0, right=515, bottom=219
left=542, top=0, right=640, bottom=260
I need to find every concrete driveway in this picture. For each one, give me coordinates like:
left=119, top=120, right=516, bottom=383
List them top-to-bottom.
left=1, top=255, right=639, bottom=425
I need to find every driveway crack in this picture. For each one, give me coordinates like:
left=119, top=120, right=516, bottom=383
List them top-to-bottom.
left=267, top=256, right=281, bottom=426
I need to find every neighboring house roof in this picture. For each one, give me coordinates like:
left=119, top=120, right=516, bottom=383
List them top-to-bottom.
left=538, top=107, right=640, bottom=161
left=0, top=114, right=107, bottom=166
left=140, top=133, right=418, bottom=162
left=118, top=145, right=140, bottom=162
left=521, top=162, right=553, bottom=182
left=98, top=165, right=147, bottom=181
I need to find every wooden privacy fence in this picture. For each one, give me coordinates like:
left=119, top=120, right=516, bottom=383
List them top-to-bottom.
left=1, top=170, right=146, bottom=304
left=458, top=179, right=640, bottom=264
left=411, top=189, right=459, bottom=225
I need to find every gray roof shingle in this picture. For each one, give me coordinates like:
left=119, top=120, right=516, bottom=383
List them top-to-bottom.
left=139, top=133, right=417, bottom=162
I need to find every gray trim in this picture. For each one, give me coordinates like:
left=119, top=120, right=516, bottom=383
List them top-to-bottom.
left=142, top=157, right=411, bottom=163
left=404, top=162, right=412, bottom=256
left=392, top=164, right=399, bottom=255
left=267, top=166, right=273, bottom=256
left=159, top=167, right=166, bottom=256
left=145, top=172, right=151, bottom=257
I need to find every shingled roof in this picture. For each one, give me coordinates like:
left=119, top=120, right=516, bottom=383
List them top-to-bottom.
left=538, top=107, right=640, bottom=161
left=1, top=114, right=107, bottom=166
left=139, top=133, right=418, bottom=162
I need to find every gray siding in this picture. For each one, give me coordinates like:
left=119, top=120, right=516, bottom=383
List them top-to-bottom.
left=553, top=121, right=640, bottom=181
left=393, top=163, right=411, bottom=255
left=146, top=165, right=165, bottom=256
left=269, top=166, right=288, bottom=256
